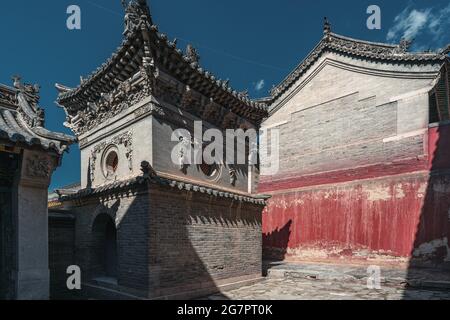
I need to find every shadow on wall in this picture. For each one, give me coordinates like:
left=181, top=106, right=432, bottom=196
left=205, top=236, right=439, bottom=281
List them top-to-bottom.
left=403, top=123, right=450, bottom=299
left=50, top=178, right=263, bottom=300
left=50, top=190, right=223, bottom=300
left=262, top=220, right=292, bottom=262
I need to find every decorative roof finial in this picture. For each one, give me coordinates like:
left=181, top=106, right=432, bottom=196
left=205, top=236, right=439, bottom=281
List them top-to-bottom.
left=122, top=0, right=152, bottom=36
left=323, top=17, right=331, bottom=35
left=398, top=38, right=412, bottom=53
left=185, top=44, right=200, bottom=64
left=442, top=44, right=450, bottom=55
left=12, top=75, right=23, bottom=90
left=12, top=75, right=40, bottom=102
left=141, top=161, right=156, bottom=178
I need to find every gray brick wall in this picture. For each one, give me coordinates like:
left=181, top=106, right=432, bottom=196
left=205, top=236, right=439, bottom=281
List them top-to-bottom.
left=266, top=91, right=426, bottom=177
left=55, top=183, right=263, bottom=299
left=148, top=187, right=262, bottom=297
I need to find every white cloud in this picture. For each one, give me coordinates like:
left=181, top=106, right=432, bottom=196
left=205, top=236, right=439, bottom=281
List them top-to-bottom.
left=387, top=3, right=450, bottom=49
left=387, top=7, right=431, bottom=41
left=254, top=79, right=265, bottom=91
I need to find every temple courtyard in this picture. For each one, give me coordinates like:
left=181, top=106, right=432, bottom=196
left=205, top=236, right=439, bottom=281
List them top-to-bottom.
left=206, top=262, right=450, bottom=300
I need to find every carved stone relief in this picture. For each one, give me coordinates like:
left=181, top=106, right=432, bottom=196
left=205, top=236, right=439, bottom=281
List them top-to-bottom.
left=89, top=131, right=133, bottom=182
left=25, top=154, right=51, bottom=179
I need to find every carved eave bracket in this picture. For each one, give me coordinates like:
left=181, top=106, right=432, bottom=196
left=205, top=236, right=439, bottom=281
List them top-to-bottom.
left=61, top=65, right=159, bottom=136
left=20, top=150, right=57, bottom=188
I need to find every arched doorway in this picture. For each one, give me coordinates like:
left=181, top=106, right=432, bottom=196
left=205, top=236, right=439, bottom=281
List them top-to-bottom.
left=92, top=214, right=117, bottom=279
left=104, top=218, right=117, bottom=278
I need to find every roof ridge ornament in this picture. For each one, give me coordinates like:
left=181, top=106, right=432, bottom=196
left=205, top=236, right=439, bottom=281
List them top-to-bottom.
left=121, top=0, right=152, bottom=37
left=323, top=17, right=331, bottom=35
left=395, top=38, right=412, bottom=54
left=185, top=44, right=200, bottom=64
left=442, top=44, right=450, bottom=55
left=12, top=75, right=41, bottom=107
left=12, top=76, right=45, bottom=127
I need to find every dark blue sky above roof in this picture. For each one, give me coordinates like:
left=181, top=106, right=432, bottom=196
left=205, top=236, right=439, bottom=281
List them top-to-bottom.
left=0, top=0, right=448, bottom=190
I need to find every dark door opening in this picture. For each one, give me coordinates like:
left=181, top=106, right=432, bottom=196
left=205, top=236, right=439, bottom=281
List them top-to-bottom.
left=0, top=151, right=19, bottom=299
left=92, top=213, right=118, bottom=281
left=104, top=219, right=117, bottom=278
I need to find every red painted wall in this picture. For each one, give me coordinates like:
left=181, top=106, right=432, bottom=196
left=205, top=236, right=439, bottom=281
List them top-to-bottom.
left=261, top=125, right=450, bottom=262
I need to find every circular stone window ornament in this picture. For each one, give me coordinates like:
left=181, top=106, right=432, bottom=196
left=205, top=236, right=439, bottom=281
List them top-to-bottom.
left=102, top=147, right=119, bottom=179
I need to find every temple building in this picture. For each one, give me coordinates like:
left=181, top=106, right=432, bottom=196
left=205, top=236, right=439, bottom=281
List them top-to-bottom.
left=50, top=0, right=268, bottom=299
left=261, top=20, right=450, bottom=265
left=0, top=78, right=75, bottom=299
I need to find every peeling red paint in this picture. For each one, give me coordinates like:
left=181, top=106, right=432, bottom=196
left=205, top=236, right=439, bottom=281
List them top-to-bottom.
left=262, top=125, right=450, bottom=263
left=259, top=158, right=428, bottom=193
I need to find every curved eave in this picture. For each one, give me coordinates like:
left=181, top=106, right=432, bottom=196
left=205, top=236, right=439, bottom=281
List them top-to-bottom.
left=57, top=22, right=268, bottom=121
left=147, top=25, right=268, bottom=120
left=271, top=32, right=447, bottom=100
left=57, top=33, right=142, bottom=104
left=0, top=108, right=76, bottom=155
left=0, top=131, right=72, bottom=155
left=60, top=174, right=268, bottom=205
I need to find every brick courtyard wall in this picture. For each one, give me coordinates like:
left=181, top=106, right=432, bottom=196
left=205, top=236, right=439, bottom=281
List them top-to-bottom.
left=260, top=57, right=449, bottom=265
left=261, top=123, right=450, bottom=264
left=56, top=183, right=263, bottom=299
left=148, top=186, right=263, bottom=298
left=68, top=195, right=150, bottom=297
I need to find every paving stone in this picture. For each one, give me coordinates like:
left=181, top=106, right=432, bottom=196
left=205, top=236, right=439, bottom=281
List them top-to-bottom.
left=205, top=262, right=450, bottom=300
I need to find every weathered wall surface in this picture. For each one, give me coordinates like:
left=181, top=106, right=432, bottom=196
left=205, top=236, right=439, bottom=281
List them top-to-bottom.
left=260, top=53, right=448, bottom=264
left=265, top=53, right=439, bottom=127
left=261, top=54, right=436, bottom=179
left=79, top=98, right=154, bottom=189
left=152, top=114, right=249, bottom=192
left=262, top=124, right=450, bottom=264
left=54, top=183, right=263, bottom=299
left=148, top=186, right=262, bottom=299
left=68, top=195, right=150, bottom=296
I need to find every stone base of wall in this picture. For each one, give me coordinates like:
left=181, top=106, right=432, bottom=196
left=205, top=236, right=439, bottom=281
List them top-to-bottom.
left=78, top=274, right=263, bottom=300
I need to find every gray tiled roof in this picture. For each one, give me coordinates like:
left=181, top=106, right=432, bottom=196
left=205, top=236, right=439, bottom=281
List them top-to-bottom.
left=56, top=0, right=268, bottom=123
left=270, top=30, right=449, bottom=100
left=0, top=80, right=76, bottom=154
left=60, top=162, right=269, bottom=205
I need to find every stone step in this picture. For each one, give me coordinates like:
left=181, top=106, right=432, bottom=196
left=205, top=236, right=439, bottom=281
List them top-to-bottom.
left=266, top=263, right=450, bottom=291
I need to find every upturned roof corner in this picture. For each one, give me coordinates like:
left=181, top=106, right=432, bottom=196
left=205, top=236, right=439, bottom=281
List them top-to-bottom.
left=0, top=77, right=76, bottom=154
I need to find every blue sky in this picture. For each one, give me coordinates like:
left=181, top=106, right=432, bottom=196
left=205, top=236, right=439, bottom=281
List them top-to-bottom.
left=0, top=0, right=449, bottom=190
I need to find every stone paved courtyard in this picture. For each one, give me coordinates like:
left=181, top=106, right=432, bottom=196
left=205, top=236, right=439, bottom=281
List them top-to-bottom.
left=206, top=262, right=450, bottom=300
left=208, top=277, right=450, bottom=300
